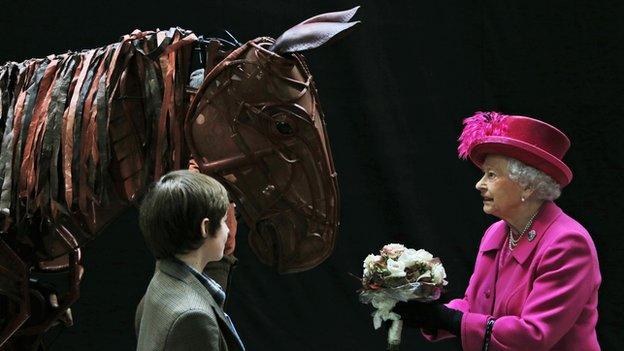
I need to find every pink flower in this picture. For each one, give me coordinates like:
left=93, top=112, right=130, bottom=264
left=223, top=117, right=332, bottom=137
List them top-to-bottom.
left=381, top=243, right=406, bottom=259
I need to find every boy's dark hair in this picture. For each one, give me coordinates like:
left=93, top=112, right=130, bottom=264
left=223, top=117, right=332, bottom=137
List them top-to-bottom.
left=139, top=170, right=229, bottom=259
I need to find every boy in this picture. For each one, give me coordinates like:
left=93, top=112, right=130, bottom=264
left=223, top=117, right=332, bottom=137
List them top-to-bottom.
left=136, top=170, right=245, bottom=351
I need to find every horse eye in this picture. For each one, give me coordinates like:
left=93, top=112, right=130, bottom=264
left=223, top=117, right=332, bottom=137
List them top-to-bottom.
left=275, top=120, right=294, bottom=135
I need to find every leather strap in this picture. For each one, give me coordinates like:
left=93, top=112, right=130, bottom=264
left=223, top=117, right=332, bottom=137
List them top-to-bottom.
left=152, top=29, right=197, bottom=179
left=153, top=33, right=177, bottom=179
left=172, top=37, right=193, bottom=171
left=78, top=46, right=112, bottom=216
left=71, top=48, right=105, bottom=211
left=62, top=50, right=92, bottom=208
left=137, top=53, right=161, bottom=183
left=34, top=55, right=76, bottom=213
left=38, top=56, right=78, bottom=213
left=20, top=58, right=60, bottom=206
left=12, top=60, right=48, bottom=219
left=0, top=64, right=22, bottom=215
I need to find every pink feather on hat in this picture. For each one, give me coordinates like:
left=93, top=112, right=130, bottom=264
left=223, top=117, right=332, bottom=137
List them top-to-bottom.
left=457, top=111, right=508, bottom=159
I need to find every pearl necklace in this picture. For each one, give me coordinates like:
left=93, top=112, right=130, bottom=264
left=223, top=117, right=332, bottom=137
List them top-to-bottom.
left=508, top=209, right=540, bottom=250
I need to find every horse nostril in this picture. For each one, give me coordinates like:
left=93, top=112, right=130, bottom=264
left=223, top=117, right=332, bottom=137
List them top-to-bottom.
left=275, top=120, right=294, bottom=135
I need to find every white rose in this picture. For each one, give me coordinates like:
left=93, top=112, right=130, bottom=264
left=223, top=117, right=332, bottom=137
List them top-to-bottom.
left=397, top=248, right=419, bottom=267
left=412, top=249, right=434, bottom=263
left=363, top=254, right=378, bottom=268
left=363, top=254, right=381, bottom=276
left=386, top=258, right=406, bottom=278
left=431, top=262, right=447, bottom=285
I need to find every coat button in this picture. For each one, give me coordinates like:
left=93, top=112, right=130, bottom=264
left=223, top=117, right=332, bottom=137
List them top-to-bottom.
left=484, top=289, right=491, bottom=298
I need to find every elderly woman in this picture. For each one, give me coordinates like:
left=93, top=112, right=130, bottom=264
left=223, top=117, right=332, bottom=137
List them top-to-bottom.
left=395, top=112, right=601, bottom=350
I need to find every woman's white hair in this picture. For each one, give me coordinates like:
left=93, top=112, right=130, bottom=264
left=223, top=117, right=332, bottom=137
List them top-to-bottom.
left=506, top=157, right=562, bottom=201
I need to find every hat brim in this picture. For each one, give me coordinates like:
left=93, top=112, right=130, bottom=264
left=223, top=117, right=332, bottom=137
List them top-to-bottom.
left=469, top=136, right=573, bottom=187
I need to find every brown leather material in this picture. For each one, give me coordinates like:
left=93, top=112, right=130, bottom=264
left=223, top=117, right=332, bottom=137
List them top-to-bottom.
left=146, top=29, right=196, bottom=180
left=172, top=37, right=193, bottom=172
left=186, top=37, right=340, bottom=273
left=98, top=41, right=132, bottom=202
left=109, top=41, right=153, bottom=202
left=153, top=44, right=175, bottom=179
left=78, top=46, right=112, bottom=217
left=71, top=48, right=106, bottom=212
left=87, top=48, right=115, bottom=206
left=62, top=51, right=92, bottom=209
left=133, top=52, right=161, bottom=193
left=38, top=56, right=79, bottom=212
left=20, top=58, right=60, bottom=207
left=32, top=59, right=64, bottom=196
left=12, top=61, right=48, bottom=221
left=113, top=62, right=146, bottom=200
left=0, top=63, right=26, bottom=214
left=0, top=64, right=19, bottom=146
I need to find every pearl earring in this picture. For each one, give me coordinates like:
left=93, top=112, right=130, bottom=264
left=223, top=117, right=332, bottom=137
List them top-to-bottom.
left=521, top=197, right=526, bottom=202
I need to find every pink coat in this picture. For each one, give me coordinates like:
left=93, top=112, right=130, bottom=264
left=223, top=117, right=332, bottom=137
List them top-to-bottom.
left=425, top=201, right=601, bottom=350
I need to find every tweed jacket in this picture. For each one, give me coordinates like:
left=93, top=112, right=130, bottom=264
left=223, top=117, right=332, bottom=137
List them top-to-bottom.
left=425, top=201, right=601, bottom=350
left=136, top=258, right=243, bottom=351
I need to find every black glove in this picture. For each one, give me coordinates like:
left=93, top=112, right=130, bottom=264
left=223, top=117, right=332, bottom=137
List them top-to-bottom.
left=393, top=301, right=462, bottom=336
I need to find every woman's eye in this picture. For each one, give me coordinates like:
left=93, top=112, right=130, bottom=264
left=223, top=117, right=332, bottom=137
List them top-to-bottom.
left=487, top=172, right=496, bottom=178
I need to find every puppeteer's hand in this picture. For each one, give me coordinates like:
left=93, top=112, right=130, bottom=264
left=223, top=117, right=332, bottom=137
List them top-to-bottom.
left=224, top=202, right=237, bottom=255
left=393, top=300, right=462, bottom=335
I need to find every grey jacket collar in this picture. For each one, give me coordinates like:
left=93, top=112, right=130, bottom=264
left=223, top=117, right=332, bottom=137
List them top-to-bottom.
left=157, top=259, right=244, bottom=350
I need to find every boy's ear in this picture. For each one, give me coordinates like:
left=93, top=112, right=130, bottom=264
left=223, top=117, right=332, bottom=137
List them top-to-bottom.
left=200, top=218, right=210, bottom=238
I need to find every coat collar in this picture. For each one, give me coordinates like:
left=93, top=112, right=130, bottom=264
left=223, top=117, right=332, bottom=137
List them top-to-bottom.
left=478, top=201, right=563, bottom=264
left=480, top=221, right=507, bottom=252
left=157, top=258, right=243, bottom=349
left=157, top=258, right=208, bottom=295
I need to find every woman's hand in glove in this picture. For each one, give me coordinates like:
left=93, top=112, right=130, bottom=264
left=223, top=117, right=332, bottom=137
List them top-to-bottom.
left=393, top=301, right=462, bottom=336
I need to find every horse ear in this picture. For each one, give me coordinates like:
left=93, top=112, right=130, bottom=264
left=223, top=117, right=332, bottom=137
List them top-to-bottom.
left=270, top=6, right=361, bottom=54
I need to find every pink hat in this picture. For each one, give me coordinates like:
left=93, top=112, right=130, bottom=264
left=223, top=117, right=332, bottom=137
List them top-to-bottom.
left=457, top=111, right=573, bottom=187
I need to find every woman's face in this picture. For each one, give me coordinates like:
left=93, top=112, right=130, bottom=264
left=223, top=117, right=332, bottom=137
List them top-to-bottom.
left=475, top=155, right=524, bottom=220
left=202, top=214, right=230, bottom=262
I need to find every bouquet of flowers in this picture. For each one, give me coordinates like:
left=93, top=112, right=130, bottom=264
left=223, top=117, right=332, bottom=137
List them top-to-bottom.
left=359, top=243, right=447, bottom=350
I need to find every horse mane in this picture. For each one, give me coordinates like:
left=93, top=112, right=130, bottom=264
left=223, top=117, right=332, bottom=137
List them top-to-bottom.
left=0, top=28, right=215, bottom=247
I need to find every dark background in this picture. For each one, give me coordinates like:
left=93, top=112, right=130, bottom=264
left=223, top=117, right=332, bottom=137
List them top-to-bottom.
left=3, top=0, right=623, bottom=350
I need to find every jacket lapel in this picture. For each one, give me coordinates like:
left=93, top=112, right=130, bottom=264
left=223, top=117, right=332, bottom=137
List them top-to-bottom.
left=210, top=305, right=245, bottom=351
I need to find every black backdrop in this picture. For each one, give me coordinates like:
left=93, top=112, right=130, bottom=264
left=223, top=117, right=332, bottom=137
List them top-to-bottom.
left=2, top=1, right=623, bottom=350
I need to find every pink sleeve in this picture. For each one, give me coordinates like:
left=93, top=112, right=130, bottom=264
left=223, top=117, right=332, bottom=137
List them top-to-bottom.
left=460, top=231, right=599, bottom=351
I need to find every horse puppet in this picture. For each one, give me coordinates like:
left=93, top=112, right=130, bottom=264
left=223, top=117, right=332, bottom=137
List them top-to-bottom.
left=0, top=7, right=359, bottom=349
